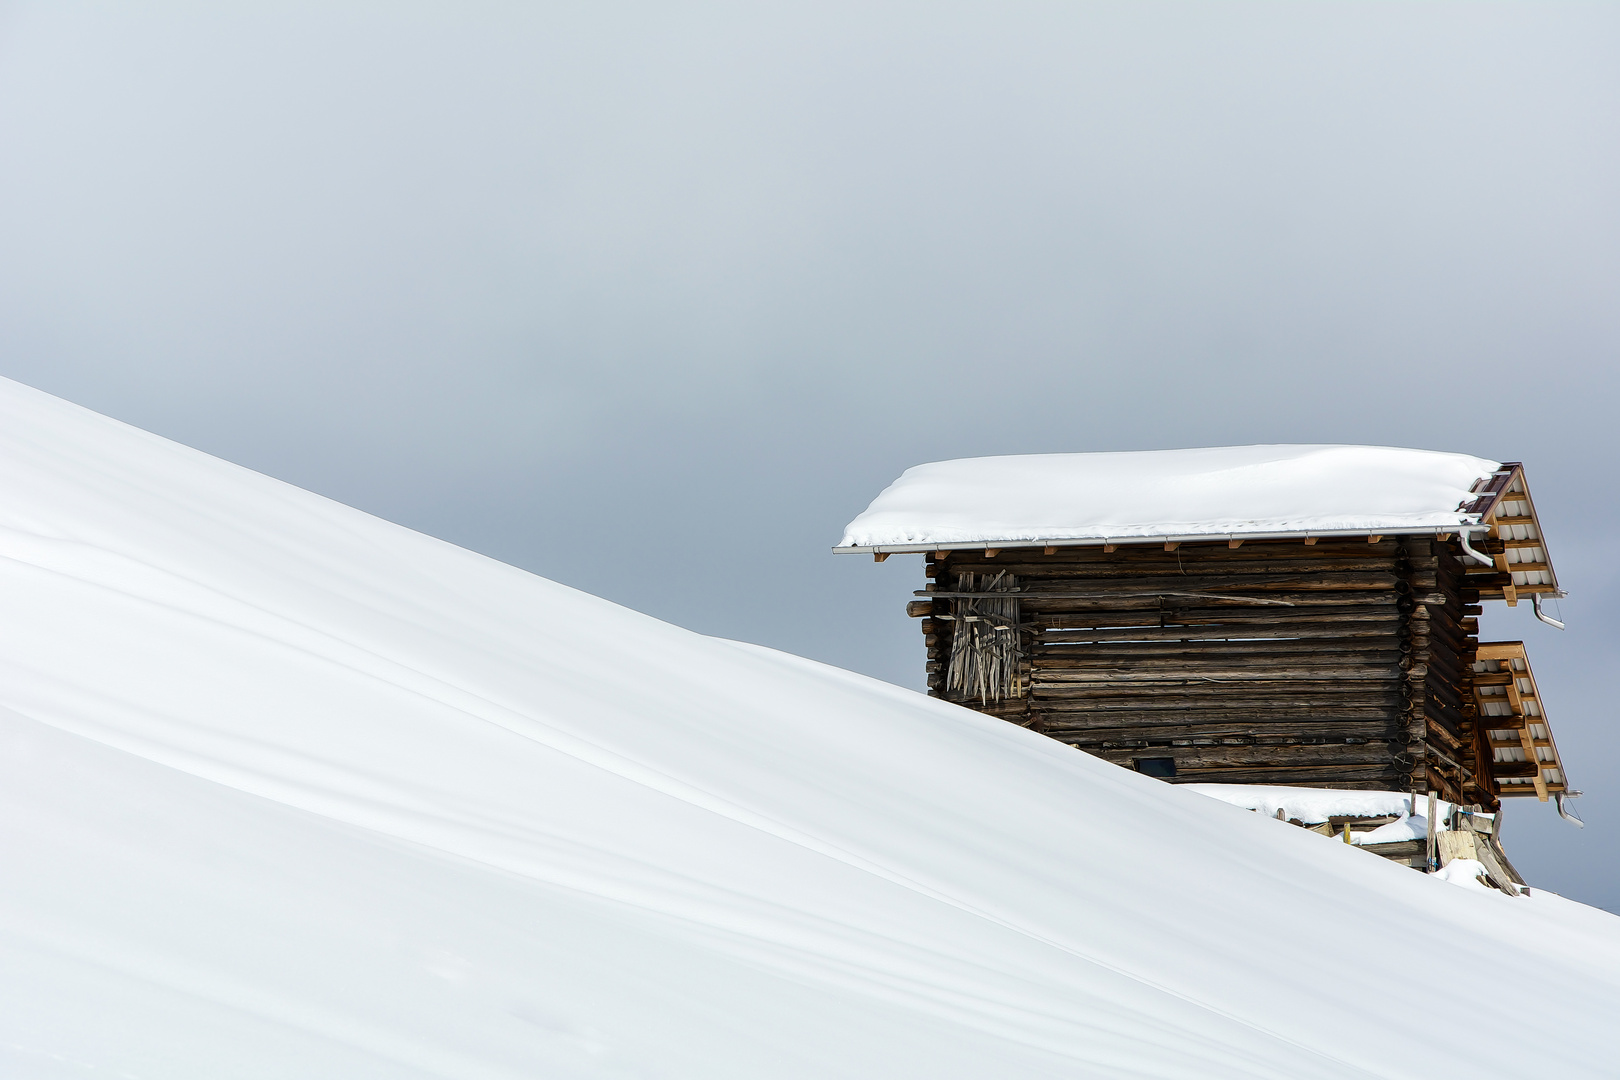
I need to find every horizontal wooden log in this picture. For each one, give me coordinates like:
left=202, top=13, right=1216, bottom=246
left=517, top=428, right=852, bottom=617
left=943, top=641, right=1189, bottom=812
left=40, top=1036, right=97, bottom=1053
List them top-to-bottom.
left=993, top=571, right=1404, bottom=595
left=1033, top=598, right=1425, bottom=618
left=1034, top=601, right=1401, bottom=623
left=1037, top=622, right=1403, bottom=645
left=1420, top=629, right=1470, bottom=671
left=1034, top=641, right=1405, bottom=662
left=1034, top=649, right=1403, bottom=669
left=1032, top=664, right=1404, bottom=684
left=1423, top=678, right=1468, bottom=715
left=1030, top=685, right=1405, bottom=705
left=1030, top=704, right=1403, bottom=723
left=1033, top=711, right=1402, bottom=728
left=1425, top=718, right=1465, bottom=751
left=1045, top=721, right=1395, bottom=742
left=1072, top=744, right=1396, bottom=763
left=1086, top=746, right=1395, bottom=770
left=1161, top=764, right=1408, bottom=785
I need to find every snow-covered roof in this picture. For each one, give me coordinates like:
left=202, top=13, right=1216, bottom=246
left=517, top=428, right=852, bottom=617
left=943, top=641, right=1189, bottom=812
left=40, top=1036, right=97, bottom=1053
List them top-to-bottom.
left=837, top=444, right=1506, bottom=552
left=1184, top=784, right=1457, bottom=827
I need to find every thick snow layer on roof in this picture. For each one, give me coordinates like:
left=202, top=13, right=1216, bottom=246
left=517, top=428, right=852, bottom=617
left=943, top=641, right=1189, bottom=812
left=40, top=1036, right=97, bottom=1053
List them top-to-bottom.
left=2, top=378, right=1617, bottom=1079
left=838, top=445, right=1501, bottom=549
left=1184, top=784, right=1456, bottom=827
left=1187, top=786, right=1464, bottom=848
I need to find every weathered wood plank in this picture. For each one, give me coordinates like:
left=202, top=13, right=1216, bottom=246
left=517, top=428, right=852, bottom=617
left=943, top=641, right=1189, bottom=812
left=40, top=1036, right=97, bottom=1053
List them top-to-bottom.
left=1037, top=622, right=1402, bottom=643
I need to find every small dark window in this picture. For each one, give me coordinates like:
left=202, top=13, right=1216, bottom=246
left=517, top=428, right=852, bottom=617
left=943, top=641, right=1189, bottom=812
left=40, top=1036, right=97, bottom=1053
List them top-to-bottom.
left=1134, top=757, right=1177, bottom=778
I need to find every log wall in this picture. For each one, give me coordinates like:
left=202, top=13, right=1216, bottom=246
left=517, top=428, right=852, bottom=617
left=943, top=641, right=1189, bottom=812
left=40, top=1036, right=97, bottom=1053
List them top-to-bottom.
left=919, top=538, right=1497, bottom=807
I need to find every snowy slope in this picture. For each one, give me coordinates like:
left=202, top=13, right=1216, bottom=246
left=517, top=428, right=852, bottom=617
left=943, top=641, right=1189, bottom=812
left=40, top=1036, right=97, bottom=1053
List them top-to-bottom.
left=0, top=379, right=1615, bottom=1080
left=837, top=446, right=1500, bottom=549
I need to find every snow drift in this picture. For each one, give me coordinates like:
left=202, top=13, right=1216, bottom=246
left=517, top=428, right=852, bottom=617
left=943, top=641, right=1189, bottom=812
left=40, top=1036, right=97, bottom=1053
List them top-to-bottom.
left=0, top=377, right=1615, bottom=1079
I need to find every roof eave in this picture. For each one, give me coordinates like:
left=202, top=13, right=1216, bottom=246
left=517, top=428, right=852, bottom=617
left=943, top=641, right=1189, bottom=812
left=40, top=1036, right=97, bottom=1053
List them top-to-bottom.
left=833, top=523, right=1486, bottom=555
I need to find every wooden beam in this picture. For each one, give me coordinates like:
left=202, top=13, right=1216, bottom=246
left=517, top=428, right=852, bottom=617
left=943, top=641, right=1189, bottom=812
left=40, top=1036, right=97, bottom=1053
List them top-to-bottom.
left=1367, top=535, right=1382, bottom=544
left=1304, top=537, right=1318, bottom=545
left=1228, top=539, right=1244, bottom=549
left=1164, top=541, right=1180, bottom=551
left=1103, top=543, right=1118, bottom=553
left=1043, top=546, right=1058, bottom=555
left=984, top=548, right=1001, bottom=558
left=873, top=552, right=889, bottom=563
left=1475, top=643, right=1527, bottom=661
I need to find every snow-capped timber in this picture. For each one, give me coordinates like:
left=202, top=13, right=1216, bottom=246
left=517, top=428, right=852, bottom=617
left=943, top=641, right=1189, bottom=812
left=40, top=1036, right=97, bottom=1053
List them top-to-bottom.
left=842, top=447, right=1574, bottom=815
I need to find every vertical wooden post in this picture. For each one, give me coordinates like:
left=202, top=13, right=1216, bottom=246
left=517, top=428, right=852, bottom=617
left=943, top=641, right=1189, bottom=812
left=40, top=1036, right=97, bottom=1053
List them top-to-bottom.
left=1425, top=791, right=1439, bottom=870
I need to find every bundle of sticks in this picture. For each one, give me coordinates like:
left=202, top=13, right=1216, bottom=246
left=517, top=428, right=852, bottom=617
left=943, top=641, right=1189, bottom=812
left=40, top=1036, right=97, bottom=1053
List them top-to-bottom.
left=946, top=571, right=1023, bottom=704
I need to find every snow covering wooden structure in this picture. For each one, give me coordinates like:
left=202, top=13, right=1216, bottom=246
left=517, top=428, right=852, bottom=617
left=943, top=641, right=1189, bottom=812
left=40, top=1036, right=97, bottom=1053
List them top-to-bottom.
left=838, top=447, right=1574, bottom=813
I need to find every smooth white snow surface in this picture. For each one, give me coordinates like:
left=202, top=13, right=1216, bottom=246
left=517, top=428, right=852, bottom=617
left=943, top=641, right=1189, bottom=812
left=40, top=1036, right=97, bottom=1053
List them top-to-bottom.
left=2, top=379, right=1618, bottom=1079
left=837, top=445, right=1501, bottom=549
left=1350, top=814, right=1432, bottom=846
left=1434, top=860, right=1497, bottom=892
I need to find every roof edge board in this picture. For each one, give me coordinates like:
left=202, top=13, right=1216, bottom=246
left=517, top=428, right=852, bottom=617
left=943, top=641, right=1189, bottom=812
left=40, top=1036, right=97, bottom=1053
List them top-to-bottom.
left=1478, top=463, right=1560, bottom=595
left=833, top=525, right=1486, bottom=555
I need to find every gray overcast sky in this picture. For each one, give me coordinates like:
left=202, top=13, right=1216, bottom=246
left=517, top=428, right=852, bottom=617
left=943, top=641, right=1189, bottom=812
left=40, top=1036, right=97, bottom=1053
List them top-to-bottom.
left=3, top=1, right=1618, bottom=908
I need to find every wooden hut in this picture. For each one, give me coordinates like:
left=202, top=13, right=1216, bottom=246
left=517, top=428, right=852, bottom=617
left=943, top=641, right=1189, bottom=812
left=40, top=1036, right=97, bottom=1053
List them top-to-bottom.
left=837, top=446, right=1577, bottom=819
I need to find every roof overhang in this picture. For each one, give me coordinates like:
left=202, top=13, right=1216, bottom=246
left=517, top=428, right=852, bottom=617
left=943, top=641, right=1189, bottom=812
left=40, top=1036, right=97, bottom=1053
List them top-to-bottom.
left=1459, top=463, right=1560, bottom=604
left=834, top=525, right=1481, bottom=556
left=1473, top=642, right=1571, bottom=802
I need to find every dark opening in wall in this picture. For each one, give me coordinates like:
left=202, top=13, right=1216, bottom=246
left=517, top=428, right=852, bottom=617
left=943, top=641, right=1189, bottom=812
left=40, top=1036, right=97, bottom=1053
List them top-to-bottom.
left=1134, top=757, right=1177, bottom=778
